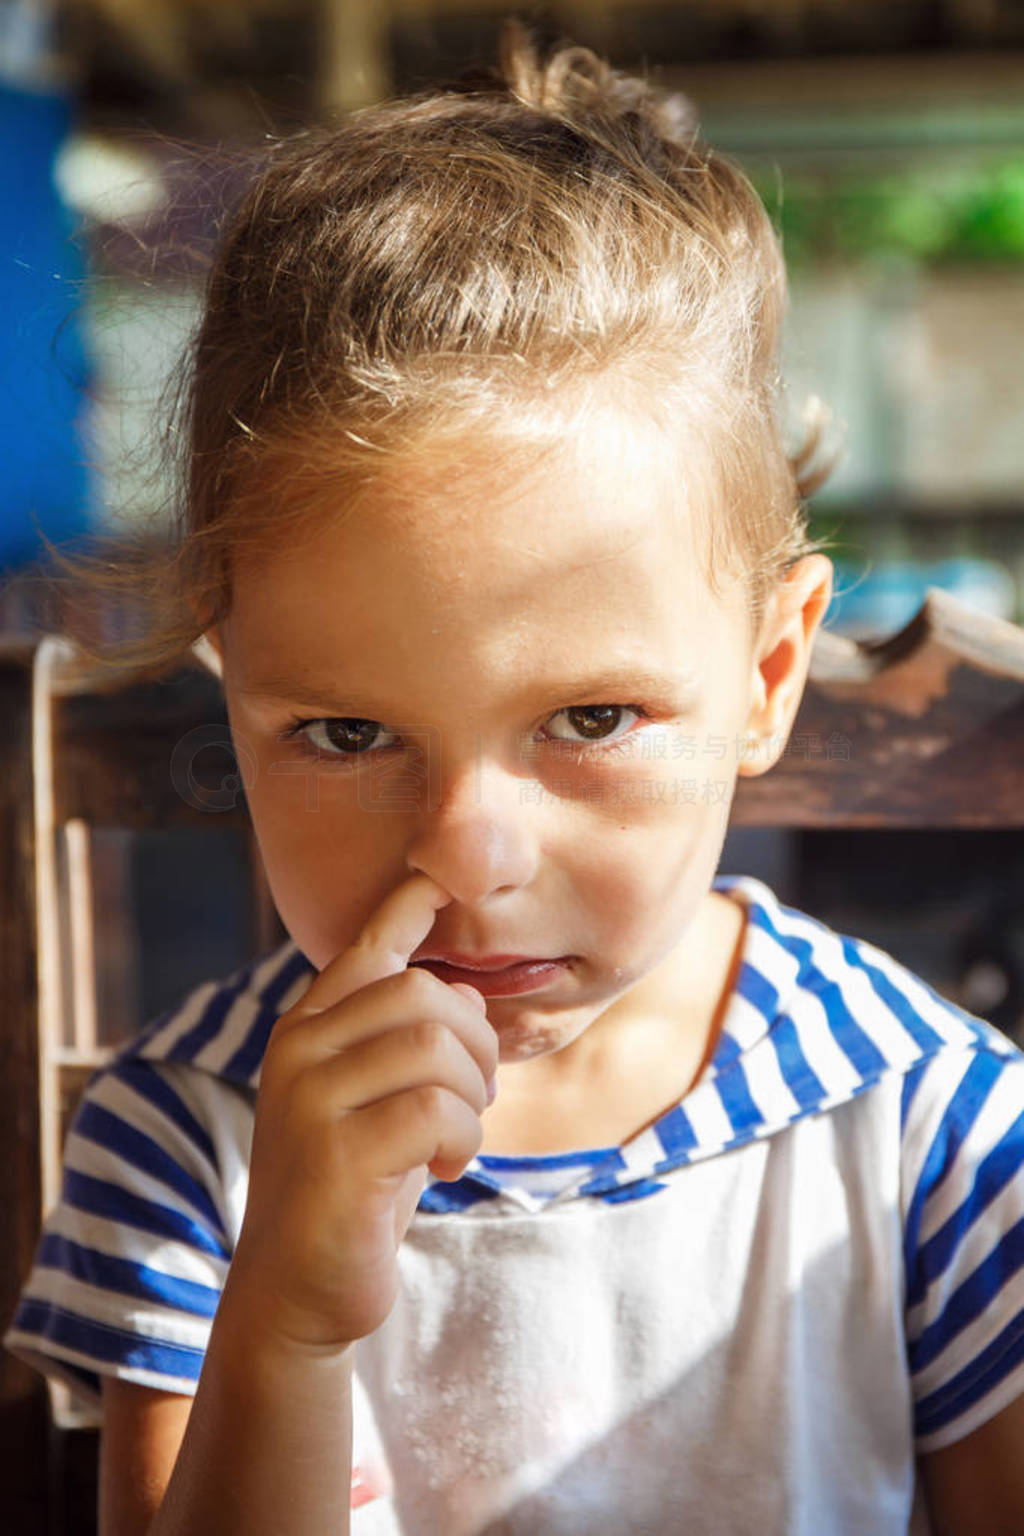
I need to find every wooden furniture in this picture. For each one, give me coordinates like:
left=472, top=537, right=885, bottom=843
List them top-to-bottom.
left=2, top=586, right=1024, bottom=1534
left=735, top=587, right=1024, bottom=828
left=0, top=632, right=283, bottom=1536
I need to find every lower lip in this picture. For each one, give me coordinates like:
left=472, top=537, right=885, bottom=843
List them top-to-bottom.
left=410, top=958, right=570, bottom=996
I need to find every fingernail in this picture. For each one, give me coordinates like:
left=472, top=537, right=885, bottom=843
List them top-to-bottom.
left=486, top=1074, right=498, bottom=1105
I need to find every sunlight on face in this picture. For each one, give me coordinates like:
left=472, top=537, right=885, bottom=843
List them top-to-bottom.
left=215, top=405, right=763, bottom=1064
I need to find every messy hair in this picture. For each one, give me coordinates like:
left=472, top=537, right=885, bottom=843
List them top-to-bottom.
left=50, top=18, right=831, bottom=672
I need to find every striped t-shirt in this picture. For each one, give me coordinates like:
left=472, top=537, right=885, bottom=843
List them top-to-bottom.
left=7, top=873, right=1024, bottom=1534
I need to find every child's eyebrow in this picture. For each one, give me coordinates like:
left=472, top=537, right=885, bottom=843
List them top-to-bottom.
left=236, top=665, right=701, bottom=715
left=532, top=667, right=702, bottom=709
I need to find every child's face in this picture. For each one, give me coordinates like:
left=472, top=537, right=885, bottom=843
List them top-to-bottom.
left=212, top=406, right=830, bottom=1064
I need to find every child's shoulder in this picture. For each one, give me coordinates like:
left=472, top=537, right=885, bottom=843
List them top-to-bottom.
left=719, top=871, right=1018, bottom=1063
left=707, top=872, right=1022, bottom=1150
left=114, top=938, right=315, bottom=1090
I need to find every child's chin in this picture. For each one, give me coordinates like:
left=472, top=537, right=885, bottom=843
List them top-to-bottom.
left=490, top=1005, right=598, bottom=1063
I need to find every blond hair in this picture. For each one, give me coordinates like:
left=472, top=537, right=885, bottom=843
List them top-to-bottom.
left=49, top=18, right=830, bottom=673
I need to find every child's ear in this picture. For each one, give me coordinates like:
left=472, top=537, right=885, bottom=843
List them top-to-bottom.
left=737, top=554, right=833, bottom=779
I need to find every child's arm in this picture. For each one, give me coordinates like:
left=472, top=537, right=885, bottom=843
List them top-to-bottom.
left=100, top=872, right=496, bottom=1536
left=136, top=1317, right=357, bottom=1536
left=99, top=1347, right=354, bottom=1536
left=100, top=1382, right=192, bottom=1535
left=918, top=1392, right=1024, bottom=1535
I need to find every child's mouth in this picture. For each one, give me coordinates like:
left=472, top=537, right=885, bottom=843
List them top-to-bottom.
left=409, top=954, right=571, bottom=997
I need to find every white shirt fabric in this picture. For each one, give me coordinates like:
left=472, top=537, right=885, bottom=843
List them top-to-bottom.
left=7, top=873, right=1024, bottom=1534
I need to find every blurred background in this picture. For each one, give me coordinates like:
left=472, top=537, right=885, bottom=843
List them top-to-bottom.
left=2, top=0, right=1023, bottom=1040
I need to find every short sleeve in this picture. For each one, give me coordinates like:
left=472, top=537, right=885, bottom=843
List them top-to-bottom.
left=901, top=1040, right=1024, bottom=1452
left=4, top=1049, right=399, bottom=1526
left=3, top=1053, right=251, bottom=1408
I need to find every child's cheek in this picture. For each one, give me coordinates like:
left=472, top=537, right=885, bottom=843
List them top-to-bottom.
left=539, top=731, right=722, bottom=824
left=553, top=755, right=735, bottom=959
left=243, top=765, right=407, bottom=970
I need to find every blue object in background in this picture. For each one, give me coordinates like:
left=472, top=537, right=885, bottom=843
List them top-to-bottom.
left=0, top=77, right=94, bottom=569
left=825, top=556, right=1018, bottom=639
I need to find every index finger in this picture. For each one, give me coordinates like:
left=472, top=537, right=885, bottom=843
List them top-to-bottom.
left=292, top=872, right=453, bottom=1019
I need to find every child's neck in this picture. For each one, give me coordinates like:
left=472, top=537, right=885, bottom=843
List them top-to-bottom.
left=478, top=890, right=747, bottom=1158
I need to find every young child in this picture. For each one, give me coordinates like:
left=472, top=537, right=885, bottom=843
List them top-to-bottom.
left=7, top=22, right=1024, bottom=1535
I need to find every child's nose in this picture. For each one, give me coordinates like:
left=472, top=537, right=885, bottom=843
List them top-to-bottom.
left=404, top=758, right=539, bottom=905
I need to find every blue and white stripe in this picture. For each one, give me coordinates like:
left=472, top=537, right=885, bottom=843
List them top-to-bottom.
left=6, top=872, right=1024, bottom=1448
left=899, top=1039, right=1024, bottom=1442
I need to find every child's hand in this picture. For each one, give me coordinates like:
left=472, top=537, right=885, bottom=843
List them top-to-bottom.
left=225, top=873, right=498, bottom=1352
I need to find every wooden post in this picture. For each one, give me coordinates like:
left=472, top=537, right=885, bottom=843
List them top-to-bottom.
left=319, top=0, right=391, bottom=113
left=0, top=643, right=50, bottom=1533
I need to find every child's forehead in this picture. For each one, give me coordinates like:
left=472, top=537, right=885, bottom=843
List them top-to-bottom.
left=224, top=400, right=753, bottom=672
left=334, top=404, right=714, bottom=559
left=225, top=434, right=753, bottom=691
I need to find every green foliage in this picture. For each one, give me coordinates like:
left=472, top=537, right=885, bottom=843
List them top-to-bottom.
left=757, top=157, right=1024, bottom=267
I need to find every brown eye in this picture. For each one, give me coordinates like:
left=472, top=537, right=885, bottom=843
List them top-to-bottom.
left=547, top=705, right=637, bottom=744
left=566, top=706, right=623, bottom=739
left=304, top=718, right=396, bottom=755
